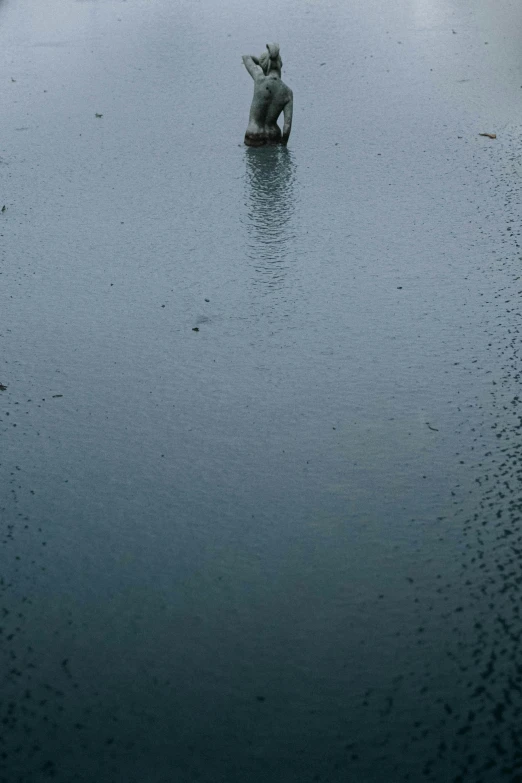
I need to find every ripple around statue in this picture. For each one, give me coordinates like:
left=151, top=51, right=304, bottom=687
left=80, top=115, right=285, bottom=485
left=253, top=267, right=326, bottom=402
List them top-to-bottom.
left=242, top=43, right=293, bottom=147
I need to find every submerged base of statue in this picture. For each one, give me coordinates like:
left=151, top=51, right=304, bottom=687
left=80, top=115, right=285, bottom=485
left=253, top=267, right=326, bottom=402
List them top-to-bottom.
left=244, top=128, right=285, bottom=147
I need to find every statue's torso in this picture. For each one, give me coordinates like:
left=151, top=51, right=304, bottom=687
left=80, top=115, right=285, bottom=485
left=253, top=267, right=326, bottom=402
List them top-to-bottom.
left=245, top=76, right=292, bottom=145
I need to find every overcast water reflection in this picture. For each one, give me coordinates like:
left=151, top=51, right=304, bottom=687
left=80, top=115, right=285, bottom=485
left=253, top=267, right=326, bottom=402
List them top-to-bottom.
left=2, top=0, right=522, bottom=781
left=244, top=147, right=297, bottom=283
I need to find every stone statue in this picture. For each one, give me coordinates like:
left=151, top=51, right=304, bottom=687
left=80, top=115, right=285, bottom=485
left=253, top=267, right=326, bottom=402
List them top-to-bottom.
left=242, top=43, right=293, bottom=147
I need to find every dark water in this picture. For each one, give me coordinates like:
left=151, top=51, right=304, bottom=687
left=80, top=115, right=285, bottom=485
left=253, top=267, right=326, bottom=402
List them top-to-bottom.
left=1, top=0, right=522, bottom=780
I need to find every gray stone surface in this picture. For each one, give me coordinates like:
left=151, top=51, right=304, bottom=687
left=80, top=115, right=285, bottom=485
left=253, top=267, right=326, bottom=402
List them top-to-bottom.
left=243, top=43, right=293, bottom=146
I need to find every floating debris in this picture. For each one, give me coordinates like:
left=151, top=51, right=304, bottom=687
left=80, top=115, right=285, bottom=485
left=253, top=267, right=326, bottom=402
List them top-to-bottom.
left=479, top=132, right=496, bottom=139
left=192, top=327, right=199, bottom=332
left=0, top=384, right=7, bottom=391
left=426, top=422, right=439, bottom=431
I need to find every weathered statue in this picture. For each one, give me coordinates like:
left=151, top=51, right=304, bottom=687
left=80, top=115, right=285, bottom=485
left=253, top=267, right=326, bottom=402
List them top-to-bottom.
left=242, top=43, right=293, bottom=147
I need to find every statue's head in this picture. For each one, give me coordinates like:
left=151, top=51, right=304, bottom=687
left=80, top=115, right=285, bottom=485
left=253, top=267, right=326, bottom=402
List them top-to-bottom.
left=259, top=43, right=282, bottom=76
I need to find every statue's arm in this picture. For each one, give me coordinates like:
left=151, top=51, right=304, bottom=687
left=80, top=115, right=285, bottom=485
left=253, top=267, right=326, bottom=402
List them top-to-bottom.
left=242, top=55, right=264, bottom=80
left=282, top=92, right=293, bottom=144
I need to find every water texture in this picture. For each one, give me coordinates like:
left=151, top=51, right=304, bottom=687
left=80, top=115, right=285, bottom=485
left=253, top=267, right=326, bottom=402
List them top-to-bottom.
left=1, top=0, right=522, bottom=781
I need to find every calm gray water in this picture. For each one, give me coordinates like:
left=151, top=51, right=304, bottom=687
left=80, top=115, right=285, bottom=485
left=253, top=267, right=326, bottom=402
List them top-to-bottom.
left=1, top=0, right=522, bottom=780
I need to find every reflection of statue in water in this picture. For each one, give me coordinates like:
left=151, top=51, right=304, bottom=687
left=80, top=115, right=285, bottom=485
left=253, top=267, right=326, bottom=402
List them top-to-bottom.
left=242, top=43, right=293, bottom=147
left=244, top=145, right=296, bottom=273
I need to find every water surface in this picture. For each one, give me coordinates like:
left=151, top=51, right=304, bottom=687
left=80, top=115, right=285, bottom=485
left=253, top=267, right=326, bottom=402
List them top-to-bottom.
left=1, top=0, right=522, bottom=780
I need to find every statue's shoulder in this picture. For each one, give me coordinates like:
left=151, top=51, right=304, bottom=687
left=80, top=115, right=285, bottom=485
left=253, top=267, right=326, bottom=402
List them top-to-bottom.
left=252, top=72, right=268, bottom=84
